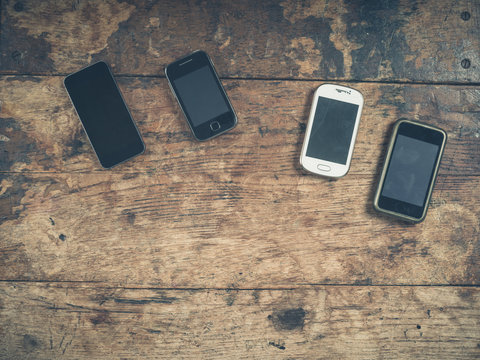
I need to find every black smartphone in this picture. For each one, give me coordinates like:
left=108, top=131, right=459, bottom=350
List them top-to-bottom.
left=165, top=50, right=237, bottom=141
left=64, top=61, right=145, bottom=168
left=374, top=119, right=447, bottom=223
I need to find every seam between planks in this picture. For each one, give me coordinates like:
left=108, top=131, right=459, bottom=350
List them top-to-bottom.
left=1, top=73, right=480, bottom=87
left=0, top=280, right=479, bottom=289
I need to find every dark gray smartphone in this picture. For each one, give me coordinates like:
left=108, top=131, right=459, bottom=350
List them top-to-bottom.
left=165, top=50, right=237, bottom=141
left=64, top=61, right=145, bottom=168
left=374, top=119, right=447, bottom=223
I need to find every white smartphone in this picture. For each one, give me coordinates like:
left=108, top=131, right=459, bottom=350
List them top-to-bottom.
left=300, top=84, right=364, bottom=178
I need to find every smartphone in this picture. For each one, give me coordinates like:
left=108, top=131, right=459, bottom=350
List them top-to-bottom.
left=165, top=50, right=237, bottom=141
left=64, top=61, right=145, bottom=168
left=300, top=84, right=364, bottom=178
left=374, top=119, right=447, bottom=222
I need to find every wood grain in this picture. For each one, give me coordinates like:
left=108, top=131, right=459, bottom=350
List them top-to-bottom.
left=1, top=0, right=478, bottom=82
left=1, top=0, right=479, bottom=358
left=1, top=77, right=479, bottom=174
left=1, top=171, right=478, bottom=286
left=0, top=282, right=479, bottom=359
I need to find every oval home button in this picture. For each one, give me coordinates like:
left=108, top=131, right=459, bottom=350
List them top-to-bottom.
left=210, top=121, right=221, bottom=131
left=317, top=164, right=331, bottom=171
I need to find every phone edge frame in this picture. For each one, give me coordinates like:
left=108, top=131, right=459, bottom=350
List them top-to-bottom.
left=164, top=50, right=237, bottom=142
left=63, top=61, right=145, bottom=169
left=299, top=83, right=364, bottom=178
left=373, top=118, right=447, bottom=223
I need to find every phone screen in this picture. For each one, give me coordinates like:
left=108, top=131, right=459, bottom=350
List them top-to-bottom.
left=64, top=62, right=144, bottom=168
left=173, top=66, right=230, bottom=126
left=306, top=97, right=359, bottom=164
left=381, top=135, right=440, bottom=206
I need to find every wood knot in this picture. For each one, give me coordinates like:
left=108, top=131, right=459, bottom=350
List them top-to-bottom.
left=460, top=11, right=470, bottom=21
left=461, top=59, right=471, bottom=69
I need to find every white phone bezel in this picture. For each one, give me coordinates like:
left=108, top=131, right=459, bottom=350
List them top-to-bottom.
left=300, top=84, right=364, bottom=178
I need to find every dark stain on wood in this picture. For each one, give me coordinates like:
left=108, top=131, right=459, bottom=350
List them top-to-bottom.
left=96, top=0, right=346, bottom=78
left=1, top=1, right=478, bottom=82
left=345, top=1, right=414, bottom=81
left=0, top=5, right=55, bottom=73
left=6, top=75, right=42, bottom=82
left=377, top=86, right=407, bottom=112
left=1, top=115, right=55, bottom=172
left=1, top=118, right=33, bottom=169
left=258, top=126, right=269, bottom=137
left=63, top=133, right=88, bottom=160
left=122, top=173, right=139, bottom=180
left=0, top=174, right=27, bottom=225
left=127, top=212, right=136, bottom=225
left=387, top=238, right=417, bottom=260
left=467, top=239, right=480, bottom=283
left=354, top=278, right=373, bottom=285
left=225, top=287, right=239, bottom=306
left=457, top=288, right=475, bottom=302
left=252, top=290, right=260, bottom=304
left=225, top=294, right=236, bottom=306
left=113, top=296, right=177, bottom=305
left=268, top=308, right=306, bottom=331
left=90, top=311, right=112, bottom=326
left=22, top=334, right=39, bottom=352
left=268, top=340, right=286, bottom=350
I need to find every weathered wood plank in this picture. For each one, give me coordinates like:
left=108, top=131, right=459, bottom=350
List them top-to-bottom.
left=1, top=0, right=478, bottom=82
left=1, top=77, right=479, bottom=174
left=1, top=171, right=478, bottom=286
left=0, top=282, right=478, bottom=359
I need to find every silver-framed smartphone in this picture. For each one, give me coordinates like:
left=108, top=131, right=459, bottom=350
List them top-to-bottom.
left=165, top=50, right=237, bottom=141
left=300, top=84, right=364, bottom=178
left=373, top=119, right=447, bottom=223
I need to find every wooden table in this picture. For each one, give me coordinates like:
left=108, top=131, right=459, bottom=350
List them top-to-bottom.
left=1, top=1, right=479, bottom=358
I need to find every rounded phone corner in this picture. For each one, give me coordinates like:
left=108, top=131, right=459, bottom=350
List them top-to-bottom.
left=193, top=49, right=208, bottom=57
left=95, top=60, right=109, bottom=68
left=63, top=73, right=71, bottom=85
left=439, top=127, right=448, bottom=143
left=192, top=132, right=208, bottom=142
left=139, top=142, right=146, bottom=155
left=299, top=158, right=312, bottom=173
left=99, top=159, right=114, bottom=169
left=333, top=170, right=348, bottom=179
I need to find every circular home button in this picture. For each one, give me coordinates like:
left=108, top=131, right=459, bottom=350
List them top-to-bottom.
left=210, top=121, right=221, bottom=131
left=317, top=164, right=331, bottom=171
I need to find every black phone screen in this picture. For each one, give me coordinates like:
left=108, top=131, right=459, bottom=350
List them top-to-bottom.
left=64, top=62, right=144, bottom=168
left=173, top=66, right=230, bottom=127
left=306, top=97, right=359, bottom=164
left=381, top=134, right=439, bottom=207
